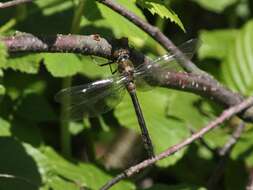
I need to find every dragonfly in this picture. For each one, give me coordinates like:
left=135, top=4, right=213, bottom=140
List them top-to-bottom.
left=55, top=39, right=199, bottom=158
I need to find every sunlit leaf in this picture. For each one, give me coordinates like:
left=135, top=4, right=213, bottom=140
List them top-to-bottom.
left=34, top=0, right=73, bottom=16
left=136, top=0, right=185, bottom=32
left=199, top=20, right=253, bottom=96
left=221, top=20, right=253, bottom=95
left=198, top=30, right=238, bottom=60
left=0, top=42, right=7, bottom=66
left=1, top=53, right=42, bottom=74
left=43, top=53, right=82, bottom=77
left=0, top=84, right=5, bottom=96
left=115, top=88, right=190, bottom=167
left=115, top=88, right=228, bottom=166
left=0, top=118, right=11, bottom=136
left=25, top=146, right=135, bottom=190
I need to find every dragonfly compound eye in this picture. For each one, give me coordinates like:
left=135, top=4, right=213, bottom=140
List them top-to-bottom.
left=118, top=54, right=129, bottom=62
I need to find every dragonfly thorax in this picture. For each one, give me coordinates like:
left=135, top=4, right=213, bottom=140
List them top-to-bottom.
left=116, top=52, right=134, bottom=80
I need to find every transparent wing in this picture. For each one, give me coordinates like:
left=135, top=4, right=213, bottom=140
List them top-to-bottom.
left=136, top=38, right=200, bottom=73
left=153, top=38, right=200, bottom=65
left=134, top=39, right=200, bottom=88
left=55, top=75, right=127, bottom=120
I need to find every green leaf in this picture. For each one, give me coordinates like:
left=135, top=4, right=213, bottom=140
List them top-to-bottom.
left=34, top=0, right=73, bottom=16
left=81, top=0, right=150, bottom=47
left=136, top=0, right=185, bottom=32
left=191, top=0, right=238, bottom=13
left=198, top=20, right=253, bottom=96
left=221, top=20, right=253, bottom=95
left=198, top=30, right=238, bottom=60
left=0, top=41, right=8, bottom=66
left=2, top=53, right=42, bottom=74
left=43, top=53, right=83, bottom=77
left=79, top=56, right=113, bottom=78
left=0, top=69, right=4, bottom=101
left=4, top=72, right=47, bottom=100
left=0, top=84, right=5, bottom=96
left=115, top=89, right=190, bottom=167
left=115, top=89, right=228, bottom=166
left=165, top=91, right=229, bottom=148
left=0, top=118, right=11, bottom=136
left=69, top=121, right=85, bottom=135
left=231, top=127, right=253, bottom=167
left=34, top=146, right=135, bottom=190
left=44, top=176, right=79, bottom=190
left=142, top=184, right=206, bottom=190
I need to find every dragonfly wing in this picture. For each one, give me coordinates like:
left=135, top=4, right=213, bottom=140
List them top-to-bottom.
left=135, top=38, right=200, bottom=73
left=153, top=38, right=200, bottom=69
left=134, top=39, right=200, bottom=87
left=55, top=75, right=126, bottom=120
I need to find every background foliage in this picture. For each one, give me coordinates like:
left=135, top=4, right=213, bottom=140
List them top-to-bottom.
left=0, top=0, right=253, bottom=189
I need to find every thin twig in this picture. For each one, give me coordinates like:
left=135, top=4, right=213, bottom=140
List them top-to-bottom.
left=0, top=0, right=33, bottom=9
left=1, top=33, right=114, bottom=60
left=100, top=96, right=253, bottom=190
left=207, top=122, right=245, bottom=189
left=218, top=122, right=245, bottom=156
left=187, top=125, right=218, bottom=156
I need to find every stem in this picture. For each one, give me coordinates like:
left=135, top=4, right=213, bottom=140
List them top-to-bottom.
left=60, top=0, right=85, bottom=157
left=71, top=0, right=85, bottom=34
left=0, top=19, right=17, bottom=33
left=60, top=77, right=72, bottom=156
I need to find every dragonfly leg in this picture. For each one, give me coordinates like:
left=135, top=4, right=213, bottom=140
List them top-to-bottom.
left=99, top=61, right=114, bottom=67
left=99, top=61, right=118, bottom=74
left=111, top=66, right=118, bottom=75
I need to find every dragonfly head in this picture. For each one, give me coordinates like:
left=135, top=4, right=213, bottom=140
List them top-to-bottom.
left=116, top=52, right=129, bottom=63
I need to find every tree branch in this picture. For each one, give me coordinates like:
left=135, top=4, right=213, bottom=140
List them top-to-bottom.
left=0, top=0, right=33, bottom=9
left=97, top=0, right=203, bottom=74
left=1, top=33, right=253, bottom=122
left=1, top=33, right=114, bottom=60
left=100, top=96, right=253, bottom=190
left=218, top=122, right=245, bottom=156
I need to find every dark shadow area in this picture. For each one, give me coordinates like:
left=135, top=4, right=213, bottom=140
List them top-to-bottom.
left=15, top=3, right=73, bottom=34
left=0, top=137, right=41, bottom=190
left=145, top=143, right=248, bottom=190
